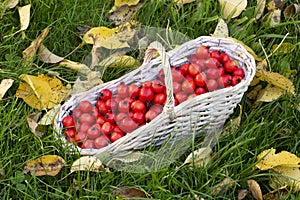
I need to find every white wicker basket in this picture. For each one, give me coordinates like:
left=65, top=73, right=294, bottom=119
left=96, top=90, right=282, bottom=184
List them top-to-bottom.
left=54, top=36, right=256, bottom=157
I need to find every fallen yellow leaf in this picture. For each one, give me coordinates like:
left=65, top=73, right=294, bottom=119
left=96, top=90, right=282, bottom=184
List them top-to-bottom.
left=6, top=0, right=19, bottom=9
left=110, top=0, right=140, bottom=12
left=174, top=0, right=197, bottom=7
left=218, top=0, right=247, bottom=19
left=255, top=0, right=266, bottom=20
left=109, top=3, right=142, bottom=25
left=18, top=4, right=30, bottom=31
left=212, top=18, right=229, bottom=38
left=22, top=28, right=50, bottom=60
left=271, top=42, right=296, bottom=54
left=38, top=44, right=64, bottom=63
left=108, top=55, right=140, bottom=68
left=255, top=70, right=295, bottom=94
left=16, top=73, right=68, bottom=110
left=0, top=78, right=14, bottom=100
left=255, top=84, right=285, bottom=103
left=184, top=147, right=212, bottom=168
left=256, top=149, right=300, bottom=170
left=23, top=155, right=66, bottom=176
left=71, top=156, right=109, bottom=173
left=270, top=166, right=300, bottom=192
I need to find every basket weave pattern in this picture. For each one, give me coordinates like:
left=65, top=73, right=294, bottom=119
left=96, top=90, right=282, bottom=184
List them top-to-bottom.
left=54, top=36, right=256, bottom=155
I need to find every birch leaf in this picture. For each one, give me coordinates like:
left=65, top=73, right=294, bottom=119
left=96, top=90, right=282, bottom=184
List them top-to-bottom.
left=6, top=0, right=19, bottom=9
left=110, top=0, right=140, bottom=12
left=174, top=0, right=197, bottom=7
left=218, top=0, right=247, bottom=19
left=255, top=0, right=266, bottom=20
left=109, top=3, right=142, bottom=25
left=18, top=4, right=31, bottom=31
left=262, top=9, right=281, bottom=27
left=212, top=18, right=229, bottom=37
left=22, top=28, right=50, bottom=60
left=38, top=44, right=64, bottom=63
left=108, top=55, right=140, bottom=68
left=58, top=59, right=91, bottom=75
left=255, top=70, right=295, bottom=94
left=16, top=73, right=68, bottom=110
left=0, top=79, right=14, bottom=100
left=255, top=84, right=285, bottom=103
left=247, top=85, right=263, bottom=100
left=38, top=104, right=61, bottom=125
left=26, top=113, right=45, bottom=138
left=184, top=147, right=212, bottom=168
left=255, top=149, right=300, bottom=170
left=23, top=155, right=66, bottom=176
left=71, top=156, right=109, bottom=173
left=270, top=167, right=300, bottom=192
left=211, top=178, right=235, bottom=195
left=247, top=180, right=263, bottom=200
left=113, top=186, right=148, bottom=198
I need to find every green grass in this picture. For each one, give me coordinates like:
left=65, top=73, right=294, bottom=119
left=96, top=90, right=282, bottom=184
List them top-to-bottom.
left=0, top=0, right=300, bottom=199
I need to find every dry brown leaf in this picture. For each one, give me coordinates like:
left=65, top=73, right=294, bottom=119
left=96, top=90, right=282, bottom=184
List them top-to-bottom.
left=6, top=0, right=19, bottom=9
left=174, top=0, right=196, bottom=7
left=218, top=0, right=247, bottom=19
left=255, top=0, right=266, bottom=20
left=267, top=0, right=287, bottom=10
left=109, top=3, right=142, bottom=25
left=18, top=4, right=30, bottom=32
left=284, top=4, right=300, bottom=18
left=262, top=9, right=281, bottom=27
left=212, top=18, right=229, bottom=37
left=82, top=22, right=137, bottom=49
left=22, top=28, right=50, bottom=60
left=38, top=44, right=64, bottom=63
left=58, top=59, right=91, bottom=75
left=255, top=70, right=295, bottom=94
left=16, top=73, right=68, bottom=110
left=0, top=78, right=14, bottom=100
left=255, top=84, right=285, bottom=104
left=247, top=85, right=263, bottom=100
left=38, top=104, right=61, bottom=126
left=26, top=113, right=46, bottom=138
left=184, top=147, right=212, bottom=168
left=255, top=149, right=300, bottom=170
left=23, top=155, right=66, bottom=176
left=70, top=156, right=109, bottom=173
left=270, top=167, right=300, bottom=192
left=211, top=177, right=235, bottom=195
left=247, top=180, right=263, bottom=200
left=113, top=186, right=148, bottom=198
left=237, top=189, right=248, bottom=200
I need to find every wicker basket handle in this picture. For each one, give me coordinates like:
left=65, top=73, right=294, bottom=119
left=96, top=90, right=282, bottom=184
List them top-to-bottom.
left=144, top=41, right=175, bottom=121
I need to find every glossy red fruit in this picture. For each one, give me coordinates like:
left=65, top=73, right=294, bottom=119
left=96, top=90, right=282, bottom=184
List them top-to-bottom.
left=195, top=45, right=210, bottom=59
left=210, top=50, right=223, bottom=61
left=219, top=53, right=230, bottom=63
left=188, top=54, right=198, bottom=63
left=205, top=58, right=219, bottom=68
left=195, top=59, right=206, bottom=70
left=224, top=60, right=238, bottom=73
left=180, top=63, right=189, bottom=75
left=188, top=63, right=201, bottom=77
left=206, top=67, right=220, bottom=79
left=218, top=67, right=225, bottom=76
left=171, top=68, right=184, bottom=82
left=233, top=68, right=245, bottom=78
left=158, top=69, right=165, bottom=81
left=194, top=72, right=207, bottom=87
left=185, top=74, right=194, bottom=81
left=219, top=74, right=232, bottom=88
left=232, top=75, right=243, bottom=86
left=181, top=79, right=196, bottom=94
left=206, top=79, right=218, bottom=91
left=151, top=80, right=165, bottom=93
left=172, top=81, right=182, bottom=93
left=116, top=83, right=129, bottom=98
left=128, top=83, right=140, bottom=99
left=139, top=86, right=154, bottom=102
left=195, top=87, right=207, bottom=95
left=99, top=89, right=112, bottom=101
left=175, top=91, right=188, bottom=103
left=153, top=93, right=166, bottom=105
left=105, top=98, right=118, bottom=111
left=118, top=99, right=131, bottom=113
left=79, top=100, right=93, bottom=113
left=96, top=100, right=108, bottom=114
left=131, top=100, right=146, bottom=113
left=150, top=104, right=163, bottom=114
left=91, top=107, right=100, bottom=118
left=72, top=109, right=82, bottom=119
left=145, top=110, right=158, bottom=122
left=104, top=112, right=115, bottom=123
left=115, top=112, right=128, bottom=123
left=132, top=112, right=145, bottom=124
left=79, top=113, right=95, bottom=124
left=62, top=115, right=75, bottom=128
left=96, top=116, right=106, bottom=125
left=120, top=117, right=138, bottom=133
left=79, top=122, right=92, bottom=133
left=101, top=122, right=114, bottom=135
left=87, top=124, right=101, bottom=139
left=113, top=126, right=124, bottom=134
left=65, top=128, right=76, bottom=138
left=75, top=132, right=87, bottom=143
left=110, top=132, right=124, bottom=142
left=94, top=136, right=110, bottom=149
left=81, top=139, right=95, bottom=149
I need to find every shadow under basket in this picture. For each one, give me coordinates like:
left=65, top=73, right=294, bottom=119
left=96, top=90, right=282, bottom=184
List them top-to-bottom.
left=54, top=36, right=256, bottom=162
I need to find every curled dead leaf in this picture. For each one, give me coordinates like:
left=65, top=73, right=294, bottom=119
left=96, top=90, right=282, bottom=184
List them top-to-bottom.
left=6, top=0, right=19, bottom=9
left=218, top=0, right=247, bottom=19
left=255, top=0, right=266, bottom=20
left=109, top=3, right=142, bottom=25
left=18, top=4, right=31, bottom=32
left=284, top=4, right=300, bottom=18
left=262, top=9, right=281, bottom=27
left=212, top=18, right=229, bottom=37
left=38, top=44, right=64, bottom=63
left=0, top=79, right=14, bottom=100
left=255, top=84, right=285, bottom=105
left=38, top=104, right=61, bottom=126
left=26, top=113, right=47, bottom=138
left=184, top=147, right=212, bottom=168
left=23, top=155, right=66, bottom=176
left=70, top=156, right=109, bottom=173
left=270, top=167, right=300, bottom=192
left=211, top=177, right=235, bottom=195
left=247, top=180, right=263, bottom=200
left=113, top=186, right=148, bottom=198
left=237, top=189, right=248, bottom=200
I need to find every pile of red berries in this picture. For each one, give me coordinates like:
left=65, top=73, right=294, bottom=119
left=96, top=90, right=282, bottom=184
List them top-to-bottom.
left=61, top=45, right=245, bottom=149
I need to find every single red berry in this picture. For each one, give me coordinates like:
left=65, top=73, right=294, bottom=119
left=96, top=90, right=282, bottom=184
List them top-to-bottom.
left=195, top=45, right=210, bottom=59
left=210, top=50, right=223, bottom=61
left=219, top=53, right=230, bottom=64
left=188, top=54, right=198, bottom=63
left=224, top=60, right=238, bottom=73
left=180, top=63, right=189, bottom=75
left=188, top=63, right=201, bottom=77
left=171, top=67, right=184, bottom=82
left=206, top=67, right=220, bottom=80
left=233, top=68, right=245, bottom=78
left=194, top=72, right=207, bottom=87
left=219, top=74, right=232, bottom=88
left=232, top=75, right=243, bottom=86
left=181, top=79, right=196, bottom=94
left=206, top=79, right=218, bottom=91
left=151, top=80, right=166, bottom=93
left=172, top=81, right=182, bottom=93
left=116, top=83, right=129, bottom=98
left=128, top=83, right=140, bottom=99
left=139, top=85, right=154, bottom=102
left=195, top=87, right=207, bottom=95
left=99, top=89, right=112, bottom=101
left=175, top=91, right=188, bottom=103
left=153, top=93, right=167, bottom=105
left=105, top=98, right=118, bottom=111
left=118, top=99, right=131, bottom=113
left=79, top=100, right=93, bottom=113
left=96, top=100, right=108, bottom=114
left=131, top=100, right=146, bottom=113
left=150, top=104, right=163, bottom=114
left=72, top=109, right=82, bottom=119
left=145, top=110, right=158, bottom=123
left=132, top=111, right=145, bottom=124
left=104, top=112, right=115, bottom=123
left=79, top=113, right=95, bottom=125
left=62, top=115, right=75, bottom=128
left=96, top=116, right=106, bottom=125
left=120, top=117, right=138, bottom=133
left=79, top=122, right=92, bottom=133
left=101, top=122, right=114, bottom=135
left=87, top=124, right=101, bottom=139
left=65, top=128, right=76, bottom=138
left=75, top=132, right=87, bottom=143
left=110, top=132, right=124, bottom=142
left=94, top=136, right=110, bottom=149
left=81, top=139, right=95, bottom=149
